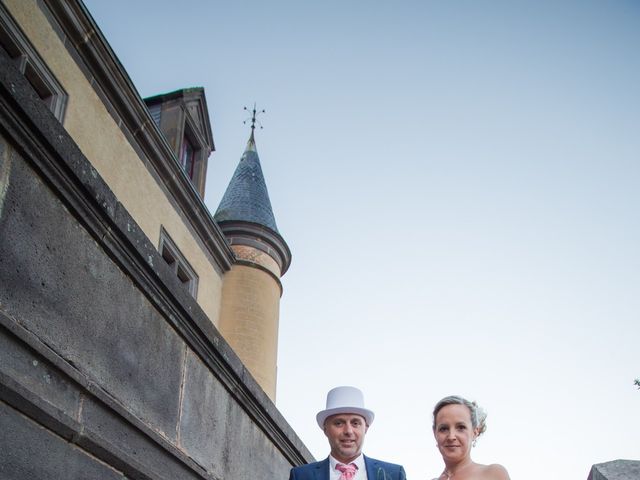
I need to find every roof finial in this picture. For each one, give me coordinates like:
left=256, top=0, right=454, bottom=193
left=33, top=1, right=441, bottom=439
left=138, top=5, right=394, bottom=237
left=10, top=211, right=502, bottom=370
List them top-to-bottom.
left=243, top=103, right=265, bottom=133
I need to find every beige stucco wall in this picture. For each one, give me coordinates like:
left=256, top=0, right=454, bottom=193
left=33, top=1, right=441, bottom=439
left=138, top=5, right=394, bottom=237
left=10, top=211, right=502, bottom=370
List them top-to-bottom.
left=4, top=0, right=223, bottom=324
left=218, top=262, right=281, bottom=400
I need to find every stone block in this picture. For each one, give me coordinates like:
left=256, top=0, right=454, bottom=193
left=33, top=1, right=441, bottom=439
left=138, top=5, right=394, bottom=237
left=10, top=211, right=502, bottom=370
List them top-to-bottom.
left=0, top=322, right=81, bottom=419
left=179, top=350, right=292, bottom=479
left=179, top=350, right=232, bottom=477
left=222, top=394, right=293, bottom=479
left=79, top=395, right=210, bottom=480
left=0, top=399, right=125, bottom=480
left=588, top=460, right=640, bottom=480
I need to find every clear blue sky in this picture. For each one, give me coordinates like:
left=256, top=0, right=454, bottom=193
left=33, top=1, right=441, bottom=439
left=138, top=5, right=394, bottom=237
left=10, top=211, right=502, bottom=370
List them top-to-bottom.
left=83, top=1, right=640, bottom=479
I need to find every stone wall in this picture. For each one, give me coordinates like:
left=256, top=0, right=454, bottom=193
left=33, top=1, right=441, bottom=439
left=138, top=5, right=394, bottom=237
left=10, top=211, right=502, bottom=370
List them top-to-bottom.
left=0, top=44, right=312, bottom=480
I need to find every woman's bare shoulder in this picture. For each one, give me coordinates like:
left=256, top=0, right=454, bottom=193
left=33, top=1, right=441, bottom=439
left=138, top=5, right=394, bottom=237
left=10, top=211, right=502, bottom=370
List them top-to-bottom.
left=481, top=463, right=510, bottom=480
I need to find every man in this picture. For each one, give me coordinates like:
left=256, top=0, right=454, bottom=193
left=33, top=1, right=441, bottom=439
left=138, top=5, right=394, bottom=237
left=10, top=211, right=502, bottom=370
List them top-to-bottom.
left=289, top=386, right=406, bottom=480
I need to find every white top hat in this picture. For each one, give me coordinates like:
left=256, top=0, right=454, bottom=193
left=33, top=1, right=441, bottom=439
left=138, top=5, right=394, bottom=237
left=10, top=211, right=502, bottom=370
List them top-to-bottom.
left=316, top=386, right=375, bottom=429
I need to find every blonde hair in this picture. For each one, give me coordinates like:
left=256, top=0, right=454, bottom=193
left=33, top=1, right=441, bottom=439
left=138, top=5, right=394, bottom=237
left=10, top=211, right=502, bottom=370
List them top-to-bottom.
left=432, top=395, right=488, bottom=437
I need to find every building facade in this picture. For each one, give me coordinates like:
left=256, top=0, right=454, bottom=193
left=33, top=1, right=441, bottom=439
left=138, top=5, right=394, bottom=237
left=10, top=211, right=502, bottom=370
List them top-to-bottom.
left=0, top=0, right=311, bottom=478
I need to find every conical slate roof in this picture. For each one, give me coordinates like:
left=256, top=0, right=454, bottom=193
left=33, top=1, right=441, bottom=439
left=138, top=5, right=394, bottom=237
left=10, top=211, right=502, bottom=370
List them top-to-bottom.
left=214, top=131, right=279, bottom=233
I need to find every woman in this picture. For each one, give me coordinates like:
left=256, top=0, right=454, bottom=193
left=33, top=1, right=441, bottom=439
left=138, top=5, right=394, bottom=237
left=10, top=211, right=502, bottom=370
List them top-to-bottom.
left=432, top=396, right=510, bottom=480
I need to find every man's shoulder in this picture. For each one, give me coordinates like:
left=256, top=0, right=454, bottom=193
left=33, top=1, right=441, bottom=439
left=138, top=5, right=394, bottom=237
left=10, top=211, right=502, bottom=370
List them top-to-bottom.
left=364, top=456, right=406, bottom=480
left=365, top=456, right=404, bottom=469
left=290, top=458, right=328, bottom=478
left=291, top=459, right=327, bottom=470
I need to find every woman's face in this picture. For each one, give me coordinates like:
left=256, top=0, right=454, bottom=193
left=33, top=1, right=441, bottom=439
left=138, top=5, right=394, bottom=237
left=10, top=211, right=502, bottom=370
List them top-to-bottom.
left=433, top=404, right=479, bottom=463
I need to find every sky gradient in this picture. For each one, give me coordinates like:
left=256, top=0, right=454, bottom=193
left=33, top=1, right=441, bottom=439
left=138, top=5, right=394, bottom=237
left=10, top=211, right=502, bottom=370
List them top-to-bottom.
left=82, top=1, right=640, bottom=479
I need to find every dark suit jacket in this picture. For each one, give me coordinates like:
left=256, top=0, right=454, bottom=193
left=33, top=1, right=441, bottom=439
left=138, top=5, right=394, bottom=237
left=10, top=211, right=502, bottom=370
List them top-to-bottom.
left=289, top=456, right=406, bottom=480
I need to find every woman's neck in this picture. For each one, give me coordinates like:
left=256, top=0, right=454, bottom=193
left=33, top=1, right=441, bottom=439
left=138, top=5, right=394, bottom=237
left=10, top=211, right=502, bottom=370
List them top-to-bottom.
left=443, top=458, right=474, bottom=479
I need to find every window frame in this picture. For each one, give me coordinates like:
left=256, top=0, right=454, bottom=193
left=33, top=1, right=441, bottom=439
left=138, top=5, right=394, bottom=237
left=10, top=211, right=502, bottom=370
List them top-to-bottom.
left=0, top=3, right=68, bottom=122
left=179, top=111, right=204, bottom=185
left=179, top=133, right=196, bottom=179
left=159, top=227, right=199, bottom=298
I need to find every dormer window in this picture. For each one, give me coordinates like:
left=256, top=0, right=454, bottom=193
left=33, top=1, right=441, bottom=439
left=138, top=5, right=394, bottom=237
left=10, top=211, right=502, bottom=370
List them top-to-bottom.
left=143, top=88, right=214, bottom=198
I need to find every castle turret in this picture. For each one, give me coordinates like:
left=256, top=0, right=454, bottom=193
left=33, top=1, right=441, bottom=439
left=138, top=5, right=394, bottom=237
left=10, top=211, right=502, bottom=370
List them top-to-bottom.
left=214, top=125, right=290, bottom=401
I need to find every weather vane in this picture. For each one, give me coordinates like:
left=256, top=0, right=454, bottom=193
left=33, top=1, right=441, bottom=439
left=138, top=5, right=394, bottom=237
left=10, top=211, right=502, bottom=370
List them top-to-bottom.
left=243, top=103, right=265, bottom=131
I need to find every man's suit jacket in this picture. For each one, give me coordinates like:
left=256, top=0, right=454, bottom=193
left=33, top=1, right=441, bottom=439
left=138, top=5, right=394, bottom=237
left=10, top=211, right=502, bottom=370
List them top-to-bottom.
left=289, top=456, right=406, bottom=480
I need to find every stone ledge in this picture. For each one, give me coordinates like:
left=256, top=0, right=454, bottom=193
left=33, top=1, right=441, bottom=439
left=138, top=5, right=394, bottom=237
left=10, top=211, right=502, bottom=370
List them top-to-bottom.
left=588, top=460, right=640, bottom=480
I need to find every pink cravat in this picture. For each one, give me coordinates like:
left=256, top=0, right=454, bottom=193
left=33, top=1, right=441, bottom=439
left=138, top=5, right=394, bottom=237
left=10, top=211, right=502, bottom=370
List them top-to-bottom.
left=336, top=463, right=358, bottom=480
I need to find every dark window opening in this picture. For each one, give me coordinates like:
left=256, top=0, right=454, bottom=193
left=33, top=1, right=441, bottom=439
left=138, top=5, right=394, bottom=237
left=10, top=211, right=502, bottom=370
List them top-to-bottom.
left=0, top=3, right=67, bottom=121
left=180, top=136, right=195, bottom=179
left=159, top=228, right=198, bottom=298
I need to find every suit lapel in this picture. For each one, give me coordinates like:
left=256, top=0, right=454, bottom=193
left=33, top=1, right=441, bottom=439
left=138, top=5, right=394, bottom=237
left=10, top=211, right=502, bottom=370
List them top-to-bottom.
left=364, top=456, right=386, bottom=480
left=364, top=456, right=375, bottom=480
left=317, top=457, right=330, bottom=480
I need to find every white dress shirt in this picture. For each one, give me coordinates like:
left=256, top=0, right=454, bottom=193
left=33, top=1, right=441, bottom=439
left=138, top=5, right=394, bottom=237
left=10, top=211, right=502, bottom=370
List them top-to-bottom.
left=329, top=454, right=368, bottom=480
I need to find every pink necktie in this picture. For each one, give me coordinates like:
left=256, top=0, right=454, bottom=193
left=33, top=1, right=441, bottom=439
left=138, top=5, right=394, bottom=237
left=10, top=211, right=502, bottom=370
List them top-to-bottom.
left=336, top=463, right=357, bottom=480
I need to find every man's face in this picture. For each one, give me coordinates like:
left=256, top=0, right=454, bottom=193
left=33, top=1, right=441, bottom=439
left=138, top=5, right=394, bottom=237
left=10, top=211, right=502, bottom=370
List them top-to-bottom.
left=323, top=413, right=368, bottom=463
